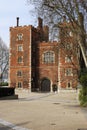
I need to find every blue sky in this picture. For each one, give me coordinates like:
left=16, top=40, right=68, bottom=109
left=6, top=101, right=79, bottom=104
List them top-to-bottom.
left=0, top=0, right=37, bottom=47
left=0, top=0, right=87, bottom=48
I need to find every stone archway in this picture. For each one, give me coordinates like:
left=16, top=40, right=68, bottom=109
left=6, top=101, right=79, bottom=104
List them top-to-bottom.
left=41, top=78, right=51, bottom=92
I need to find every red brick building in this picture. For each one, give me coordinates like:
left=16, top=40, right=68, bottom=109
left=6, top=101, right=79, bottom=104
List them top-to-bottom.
left=9, top=17, right=79, bottom=92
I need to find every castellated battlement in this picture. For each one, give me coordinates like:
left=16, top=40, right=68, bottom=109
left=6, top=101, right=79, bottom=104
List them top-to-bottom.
left=10, top=17, right=49, bottom=42
left=10, top=25, right=32, bottom=31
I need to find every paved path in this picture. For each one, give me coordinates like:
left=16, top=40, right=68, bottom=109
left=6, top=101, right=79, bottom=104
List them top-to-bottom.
left=0, top=89, right=87, bottom=130
left=0, top=118, right=30, bottom=130
left=0, top=124, right=12, bottom=130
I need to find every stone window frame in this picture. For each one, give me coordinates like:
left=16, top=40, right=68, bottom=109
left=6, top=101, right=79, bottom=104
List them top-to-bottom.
left=17, top=33, right=23, bottom=41
left=65, top=43, right=72, bottom=50
left=17, top=44, right=23, bottom=51
left=42, top=51, right=55, bottom=64
left=65, top=55, right=73, bottom=63
left=17, top=56, right=23, bottom=63
left=65, top=68, right=73, bottom=76
left=17, top=70, right=23, bottom=77
left=17, top=81, right=23, bottom=88
left=66, top=81, right=72, bottom=88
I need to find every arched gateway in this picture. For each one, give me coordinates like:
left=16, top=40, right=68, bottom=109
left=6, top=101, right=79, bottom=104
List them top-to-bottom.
left=41, top=78, right=51, bottom=92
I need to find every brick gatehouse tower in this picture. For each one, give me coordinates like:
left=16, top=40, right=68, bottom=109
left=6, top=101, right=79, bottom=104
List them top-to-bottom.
left=9, top=17, right=80, bottom=92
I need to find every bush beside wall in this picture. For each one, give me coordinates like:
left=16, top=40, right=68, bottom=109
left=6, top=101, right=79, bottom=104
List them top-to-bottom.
left=0, top=82, right=8, bottom=86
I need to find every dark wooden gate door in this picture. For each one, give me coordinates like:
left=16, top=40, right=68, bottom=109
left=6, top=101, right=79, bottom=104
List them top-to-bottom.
left=41, top=78, right=50, bottom=92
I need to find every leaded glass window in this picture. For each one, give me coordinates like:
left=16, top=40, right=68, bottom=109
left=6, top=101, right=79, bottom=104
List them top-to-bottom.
left=43, top=51, right=55, bottom=64
left=65, top=68, right=73, bottom=76
left=18, top=82, right=22, bottom=88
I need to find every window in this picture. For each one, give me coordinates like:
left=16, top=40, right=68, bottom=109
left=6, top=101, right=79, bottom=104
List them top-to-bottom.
left=17, top=34, right=23, bottom=40
left=65, top=43, right=72, bottom=50
left=18, top=45, right=23, bottom=51
left=43, top=51, right=55, bottom=63
left=65, top=55, right=73, bottom=63
left=18, top=56, right=23, bottom=63
left=65, top=68, right=73, bottom=76
left=17, top=71, right=22, bottom=77
left=18, top=82, right=22, bottom=88
left=67, top=82, right=72, bottom=88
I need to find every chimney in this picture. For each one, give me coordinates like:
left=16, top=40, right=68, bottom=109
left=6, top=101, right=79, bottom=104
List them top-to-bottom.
left=78, top=12, right=84, bottom=28
left=63, top=16, right=66, bottom=22
left=17, top=17, right=19, bottom=27
left=38, top=17, right=43, bottom=28
left=43, top=26, right=49, bottom=41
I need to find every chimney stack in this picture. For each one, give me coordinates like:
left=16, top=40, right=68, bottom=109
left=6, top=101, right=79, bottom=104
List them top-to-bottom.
left=78, top=12, right=84, bottom=28
left=63, top=16, right=66, bottom=22
left=17, top=17, right=19, bottom=27
left=38, top=17, right=43, bottom=28
left=43, top=26, right=49, bottom=42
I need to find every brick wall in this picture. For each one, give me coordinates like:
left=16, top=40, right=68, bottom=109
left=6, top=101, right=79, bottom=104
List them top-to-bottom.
left=9, top=18, right=79, bottom=91
left=9, top=26, right=32, bottom=89
left=36, top=41, right=59, bottom=91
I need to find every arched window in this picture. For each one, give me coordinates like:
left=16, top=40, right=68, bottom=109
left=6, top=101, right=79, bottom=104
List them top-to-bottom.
left=43, top=51, right=55, bottom=64
left=67, top=81, right=72, bottom=88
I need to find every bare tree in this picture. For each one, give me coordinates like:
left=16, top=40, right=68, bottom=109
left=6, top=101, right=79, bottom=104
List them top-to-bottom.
left=27, top=0, right=87, bottom=67
left=27, top=0, right=86, bottom=33
left=0, top=37, right=9, bottom=83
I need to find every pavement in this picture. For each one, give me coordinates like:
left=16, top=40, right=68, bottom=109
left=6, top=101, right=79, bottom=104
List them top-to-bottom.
left=0, top=89, right=87, bottom=130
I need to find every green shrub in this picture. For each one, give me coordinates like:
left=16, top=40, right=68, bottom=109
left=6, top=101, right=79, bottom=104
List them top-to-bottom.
left=79, top=72, right=87, bottom=107
left=80, top=74, right=87, bottom=87
left=0, top=82, right=8, bottom=86
left=79, top=87, right=87, bottom=105
left=79, top=87, right=87, bottom=107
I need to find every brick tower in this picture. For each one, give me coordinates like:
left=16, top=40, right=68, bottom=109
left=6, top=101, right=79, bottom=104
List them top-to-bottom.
left=9, top=17, right=49, bottom=90
left=9, top=18, right=32, bottom=89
